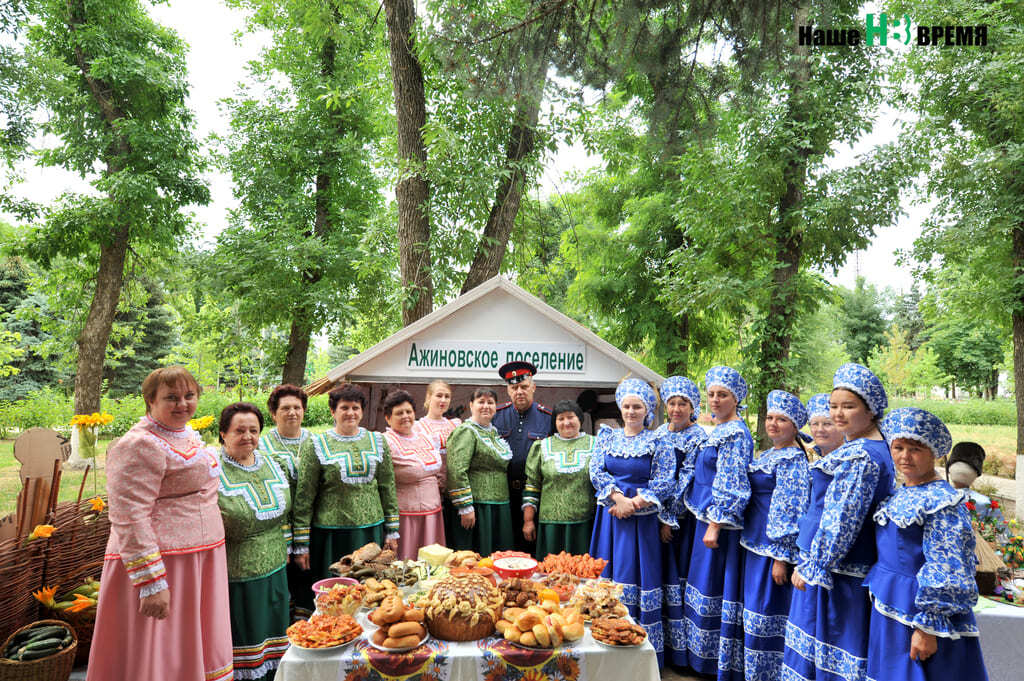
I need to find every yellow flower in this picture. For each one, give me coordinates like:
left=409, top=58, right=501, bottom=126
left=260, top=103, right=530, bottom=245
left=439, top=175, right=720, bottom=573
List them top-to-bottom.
left=70, top=412, right=114, bottom=427
left=188, top=415, right=215, bottom=431
left=88, top=497, right=106, bottom=513
left=28, top=524, right=56, bottom=540
left=32, top=586, right=58, bottom=608
left=65, top=593, right=97, bottom=613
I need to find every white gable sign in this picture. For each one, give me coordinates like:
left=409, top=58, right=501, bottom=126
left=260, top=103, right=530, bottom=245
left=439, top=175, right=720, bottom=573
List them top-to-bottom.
left=406, top=339, right=586, bottom=373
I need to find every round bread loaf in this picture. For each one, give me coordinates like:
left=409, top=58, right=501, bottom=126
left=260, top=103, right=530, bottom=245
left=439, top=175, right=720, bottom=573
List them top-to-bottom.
left=424, top=574, right=503, bottom=641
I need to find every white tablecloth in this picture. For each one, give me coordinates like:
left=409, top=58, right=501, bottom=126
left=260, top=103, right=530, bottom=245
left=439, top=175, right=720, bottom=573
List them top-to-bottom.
left=976, top=597, right=1024, bottom=681
left=274, top=625, right=659, bottom=681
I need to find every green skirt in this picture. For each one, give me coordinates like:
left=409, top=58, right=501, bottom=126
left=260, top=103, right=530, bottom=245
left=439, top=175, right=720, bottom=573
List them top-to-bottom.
left=448, top=502, right=514, bottom=555
left=535, top=519, right=594, bottom=560
left=310, top=523, right=384, bottom=580
left=228, top=565, right=290, bottom=681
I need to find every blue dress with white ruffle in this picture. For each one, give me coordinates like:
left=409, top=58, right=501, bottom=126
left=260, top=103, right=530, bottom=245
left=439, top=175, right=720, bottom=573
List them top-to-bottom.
left=682, top=419, right=754, bottom=681
left=656, top=422, right=710, bottom=668
left=588, top=424, right=676, bottom=667
left=782, top=437, right=894, bottom=681
left=741, top=446, right=810, bottom=681
left=864, top=480, right=988, bottom=681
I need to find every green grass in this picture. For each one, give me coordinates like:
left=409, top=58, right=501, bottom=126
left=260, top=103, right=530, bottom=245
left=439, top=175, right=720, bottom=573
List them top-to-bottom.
left=0, top=439, right=109, bottom=517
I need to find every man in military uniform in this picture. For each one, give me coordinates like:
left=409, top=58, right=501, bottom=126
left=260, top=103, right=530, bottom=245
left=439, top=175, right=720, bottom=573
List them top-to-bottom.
left=493, top=360, right=553, bottom=554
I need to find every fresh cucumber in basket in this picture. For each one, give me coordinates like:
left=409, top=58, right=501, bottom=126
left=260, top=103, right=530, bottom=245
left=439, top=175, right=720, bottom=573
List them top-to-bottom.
left=3, top=622, right=73, bottom=662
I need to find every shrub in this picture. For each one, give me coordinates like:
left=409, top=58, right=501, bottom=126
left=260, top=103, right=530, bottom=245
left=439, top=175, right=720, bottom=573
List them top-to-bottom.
left=0, top=388, right=73, bottom=436
left=889, top=398, right=1015, bottom=426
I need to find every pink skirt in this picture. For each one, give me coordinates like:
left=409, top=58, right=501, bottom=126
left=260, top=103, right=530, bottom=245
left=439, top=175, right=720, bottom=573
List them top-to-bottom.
left=398, top=508, right=445, bottom=559
left=87, top=545, right=233, bottom=681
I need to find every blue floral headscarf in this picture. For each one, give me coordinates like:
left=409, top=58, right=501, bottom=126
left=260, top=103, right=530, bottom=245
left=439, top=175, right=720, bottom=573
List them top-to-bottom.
left=832, top=363, right=887, bottom=419
left=704, top=366, right=748, bottom=414
left=659, top=376, right=700, bottom=422
left=615, top=378, right=658, bottom=427
left=766, top=390, right=813, bottom=443
left=806, top=393, right=831, bottom=420
left=880, top=407, right=952, bottom=459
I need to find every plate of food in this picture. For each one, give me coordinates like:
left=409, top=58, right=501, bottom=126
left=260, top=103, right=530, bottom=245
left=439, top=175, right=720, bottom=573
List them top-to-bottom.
left=538, top=551, right=608, bottom=580
left=539, top=572, right=580, bottom=602
left=567, top=580, right=628, bottom=621
left=314, top=581, right=366, bottom=616
left=495, top=604, right=586, bottom=649
left=287, top=613, right=362, bottom=650
left=590, top=616, right=647, bottom=647
left=366, top=629, right=430, bottom=653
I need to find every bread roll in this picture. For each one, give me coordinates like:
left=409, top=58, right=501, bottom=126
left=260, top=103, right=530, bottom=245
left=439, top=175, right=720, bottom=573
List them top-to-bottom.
left=402, top=609, right=425, bottom=622
left=387, top=621, right=424, bottom=638
left=563, top=622, right=585, bottom=641
left=532, top=624, right=551, bottom=647
left=504, top=626, right=521, bottom=642
left=371, top=628, right=388, bottom=645
left=520, top=631, right=537, bottom=647
left=383, top=634, right=422, bottom=649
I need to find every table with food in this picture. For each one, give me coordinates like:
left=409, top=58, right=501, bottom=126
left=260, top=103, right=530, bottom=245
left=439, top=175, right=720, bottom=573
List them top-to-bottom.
left=274, top=543, right=660, bottom=681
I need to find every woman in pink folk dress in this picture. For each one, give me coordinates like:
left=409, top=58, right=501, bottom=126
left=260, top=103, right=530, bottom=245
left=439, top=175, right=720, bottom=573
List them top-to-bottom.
left=88, top=367, right=233, bottom=681
left=412, top=379, right=462, bottom=455
left=382, top=390, right=446, bottom=558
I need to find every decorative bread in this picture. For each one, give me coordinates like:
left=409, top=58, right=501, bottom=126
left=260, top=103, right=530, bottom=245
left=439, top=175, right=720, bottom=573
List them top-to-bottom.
left=423, top=574, right=503, bottom=641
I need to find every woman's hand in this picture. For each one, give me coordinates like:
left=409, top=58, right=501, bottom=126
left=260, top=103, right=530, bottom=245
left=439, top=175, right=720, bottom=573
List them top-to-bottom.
left=609, top=493, right=634, bottom=519
left=631, top=495, right=653, bottom=510
left=461, top=510, right=476, bottom=529
left=523, top=519, right=536, bottom=541
left=659, top=522, right=673, bottom=543
left=703, top=522, right=720, bottom=549
left=294, top=553, right=310, bottom=571
left=771, top=559, right=789, bottom=586
left=791, top=571, right=807, bottom=591
left=139, top=589, right=171, bottom=620
left=910, top=629, right=937, bottom=662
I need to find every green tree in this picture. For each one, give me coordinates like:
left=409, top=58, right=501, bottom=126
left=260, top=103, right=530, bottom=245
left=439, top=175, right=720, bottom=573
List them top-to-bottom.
left=19, top=0, right=208, bottom=418
left=217, top=0, right=389, bottom=384
left=892, top=0, right=1024, bottom=464
left=0, top=256, right=63, bottom=399
left=838, top=278, right=888, bottom=365
left=102, top=281, right=178, bottom=397
left=928, top=318, right=1005, bottom=399
left=868, top=326, right=914, bottom=397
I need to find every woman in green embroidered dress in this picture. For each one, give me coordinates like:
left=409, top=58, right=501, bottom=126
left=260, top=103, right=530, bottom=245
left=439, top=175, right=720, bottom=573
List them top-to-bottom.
left=259, top=384, right=311, bottom=612
left=293, top=384, right=399, bottom=585
left=446, top=387, right=514, bottom=554
left=522, top=400, right=597, bottom=559
left=217, top=402, right=292, bottom=681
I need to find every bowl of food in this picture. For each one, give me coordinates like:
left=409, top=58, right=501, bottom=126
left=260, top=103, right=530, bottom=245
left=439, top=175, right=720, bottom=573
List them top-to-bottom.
left=491, top=556, right=538, bottom=581
left=313, top=576, right=360, bottom=594
left=314, top=581, right=366, bottom=616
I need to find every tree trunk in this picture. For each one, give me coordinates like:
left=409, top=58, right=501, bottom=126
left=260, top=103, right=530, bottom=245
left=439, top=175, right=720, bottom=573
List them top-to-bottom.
left=383, top=0, right=433, bottom=324
left=753, top=2, right=812, bottom=446
left=460, top=95, right=543, bottom=294
left=1012, top=222, right=1024, bottom=521
left=665, top=313, right=690, bottom=376
left=282, top=315, right=312, bottom=386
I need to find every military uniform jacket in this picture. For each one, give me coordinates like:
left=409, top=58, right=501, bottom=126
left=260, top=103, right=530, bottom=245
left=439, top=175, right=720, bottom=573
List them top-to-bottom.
left=493, top=401, right=554, bottom=482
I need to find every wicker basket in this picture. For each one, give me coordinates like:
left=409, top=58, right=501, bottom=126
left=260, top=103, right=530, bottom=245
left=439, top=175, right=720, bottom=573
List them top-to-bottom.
left=0, top=537, right=46, bottom=645
left=45, top=561, right=102, bottom=667
left=0, top=619, right=77, bottom=681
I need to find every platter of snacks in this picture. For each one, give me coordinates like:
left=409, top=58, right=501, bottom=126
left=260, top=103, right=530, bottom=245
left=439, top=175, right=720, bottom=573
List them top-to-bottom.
left=330, top=543, right=433, bottom=587
left=444, top=550, right=481, bottom=569
left=538, top=551, right=608, bottom=579
left=539, top=572, right=580, bottom=601
left=423, top=573, right=503, bottom=641
left=361, top=577, right=401, bottom=608
left=499, top=577, right=541, bottom=608
left=567, top=580, right=629, bottom=621
left=315, top=582, right=366, bottom=616
left=365, top=594, right=431, bottom=651
left=494, top=601, right=586, bottom=649
left=287, top=613, right=363, bottom=650
left=590, top=616, right=648, bottom=647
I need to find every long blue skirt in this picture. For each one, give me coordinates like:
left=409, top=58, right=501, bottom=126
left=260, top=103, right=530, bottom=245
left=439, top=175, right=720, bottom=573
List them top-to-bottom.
left=590, top=508, right=665, bottom=667
left=663, top=513, right=694, bottom=667
left=683, top=520, right=745, bottom=681
left=742, top=551, right=792, bottom=680
left=782, top=572, right=870, bottom=681
left=866, top=606, right=988, bottom=681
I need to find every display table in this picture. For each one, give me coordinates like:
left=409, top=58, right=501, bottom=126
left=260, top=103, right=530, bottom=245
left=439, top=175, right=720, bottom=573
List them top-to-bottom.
left=976, top=597, right=1024, bottom=681
left=274, top=626, right=659, bottom=681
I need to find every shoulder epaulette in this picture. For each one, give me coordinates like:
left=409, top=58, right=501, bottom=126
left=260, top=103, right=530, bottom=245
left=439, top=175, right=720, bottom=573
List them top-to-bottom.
left=497, top=402, right=513, bottom=409
left=536, top=403, right=551, bottom=414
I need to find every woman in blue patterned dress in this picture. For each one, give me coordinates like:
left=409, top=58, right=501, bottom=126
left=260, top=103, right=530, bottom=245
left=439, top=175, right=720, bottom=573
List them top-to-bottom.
left=782, top=363, right=895, bottom=681
left=682, top=366, right=754, bottom=681
left=655, top=376, right=709, bottom=669
left=589, top=378, right=676, bottom=667
left=741, top=390, right=811, bottom=681
left=806, top=393, right=843, bottom=460
left=866, top=408, right=988, bottom=681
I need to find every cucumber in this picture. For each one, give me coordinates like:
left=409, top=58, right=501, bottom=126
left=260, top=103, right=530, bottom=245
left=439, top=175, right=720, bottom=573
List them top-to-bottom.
left=24, top=625, right=67, bottom=641
left=61, top=633, right=73, bottom=647
left=21, top=637, right=64, bottom=652
left=18, top=647, right=60, bottom=661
